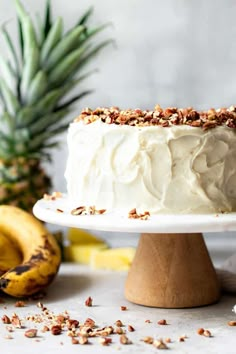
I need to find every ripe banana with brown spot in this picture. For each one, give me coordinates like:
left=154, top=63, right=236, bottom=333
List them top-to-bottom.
left=0, top=205, right=61, bottom=297
left=0, top=232, right=22, bottom=276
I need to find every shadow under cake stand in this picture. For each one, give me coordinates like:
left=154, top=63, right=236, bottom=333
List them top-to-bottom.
left=33, top=196, right=236, bottom=308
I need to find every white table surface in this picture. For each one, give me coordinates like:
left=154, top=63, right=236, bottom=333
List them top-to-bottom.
left=1, top=263, right=236, bottom=354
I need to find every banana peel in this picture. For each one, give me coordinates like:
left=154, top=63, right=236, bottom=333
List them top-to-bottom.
left=0, top=205, right=61, bottom=298
left=0, top=232, right=22, bottom=276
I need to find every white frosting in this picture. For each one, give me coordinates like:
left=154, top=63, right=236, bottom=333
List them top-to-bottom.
left=65, top=120, right=236, bottom=214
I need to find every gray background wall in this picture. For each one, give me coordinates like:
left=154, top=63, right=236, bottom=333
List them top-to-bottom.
left=0, top=0, right=235, bottom=260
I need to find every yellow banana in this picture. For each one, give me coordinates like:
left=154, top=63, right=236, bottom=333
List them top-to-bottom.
left=0, top=205, right=61, bottom=297
left=0, top=232, right=22, bottom=276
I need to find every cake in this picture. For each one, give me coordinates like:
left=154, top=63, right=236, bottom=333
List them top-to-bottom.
left=64, top=105, right=236, bottom=214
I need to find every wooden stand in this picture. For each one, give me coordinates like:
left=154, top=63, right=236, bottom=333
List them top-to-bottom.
left=125, top=233, right=220, bottom=308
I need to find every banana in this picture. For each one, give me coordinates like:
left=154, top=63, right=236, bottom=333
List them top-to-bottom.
left=0, top=205, right=61, bottom=297
left=0, top=232, right=22, bottom=276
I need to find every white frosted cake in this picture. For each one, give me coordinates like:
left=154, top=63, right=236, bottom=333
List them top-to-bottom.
left=65, top=105, right=236, bottom=214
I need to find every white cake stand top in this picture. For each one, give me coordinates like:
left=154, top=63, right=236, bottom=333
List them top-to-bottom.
left=33, top=195, right=236, bottom=233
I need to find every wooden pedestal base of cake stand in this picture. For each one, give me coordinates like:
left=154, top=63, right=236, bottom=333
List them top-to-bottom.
left=34, top=197, right=236, bottom=308
left=125, top=232, right=220, bottom=308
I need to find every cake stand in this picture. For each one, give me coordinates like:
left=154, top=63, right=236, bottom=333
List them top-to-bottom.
left=33, top=195, right=236, bottom=309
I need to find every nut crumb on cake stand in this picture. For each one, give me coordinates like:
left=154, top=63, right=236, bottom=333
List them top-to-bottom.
left=33, top=195, right=236, bottom=308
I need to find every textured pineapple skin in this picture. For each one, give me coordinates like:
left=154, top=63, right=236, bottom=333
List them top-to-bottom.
left=0, top=158, right=51, bottom=211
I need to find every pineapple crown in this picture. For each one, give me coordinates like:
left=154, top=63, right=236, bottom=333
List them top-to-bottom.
left=0, top=0, right=111, bottom=161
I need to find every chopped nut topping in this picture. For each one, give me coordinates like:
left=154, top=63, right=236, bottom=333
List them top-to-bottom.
left=74, top=105, right=236, bottom=129
left=43, top=191, right=62, bottom=200
left=71, top=206, right=106, bottom=216
left=71, top=206, right=86, bottom=215
left=56, top=208, right=64, bottom=213
left=128, top=208, right=150, bottom=220
left=85, top=296, right=93, bottom=307
left=14, top=301, right=26, bottom=307
left=37, top=302, right=44, bottom=309
left=120, top=306, right=127, bottom=311
left=11, top=313, right=22, bottom=328
left=2, top=315, right=11, bottom=324
left=84, top=318, right=95, bottom=328
left=67, top=319, right=79, bottom=329
left=115, top=319, right=123, bottom=327
left=157, top=319, right=167, bottom=325
left=228, top=321, right=236, bottom=326
left=41, top=325, right=50, bottom=332
left=51, top=325, right=62, bottom=335
left=128, top=325, right=135, bottom=332
left=6, top=326, right=14, bottom=332
left=95, top=326, right=114, bottom=337
left=115, top=326, right=125, bottom=334
left=197, top=327, right=205, bottom=335
left=24, top=329, right=37, bottom=338
left=203, top=329, right=212, bottom=337
left=4, top=334, right=13, bottom=339
left=120, top=334, right=132, bottom=344
left=78, top=335, right=89, bottom=345
left=178, top=335, right=186, bottom=342
left=141, top=336, right=153, bottom=344
left=71, top=337, right=79, bottom=344
left=99, top=337, right=112, bottom=346
left=153, top=338, right=168, bottom=349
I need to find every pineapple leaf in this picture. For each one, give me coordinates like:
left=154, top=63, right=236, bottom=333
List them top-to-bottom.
left=14, top=0, right=28, bottom=21
left=15, top=0, right=38, bottom=60
left=44, top=0, right=52, bottom=38
left=65, top=7, right=93, bottom=36
left=78, top=7, right=94, bottom=26
left=35, top=12, right=45, bottom=48
left=22, top=17, right=39, bottom=60
left=41, top=17, right=63, bottom=64
left=17, top=18, right=24, bottom=62
left=80, top=23, right=111, bottom=45
left=1, top=24, right=21, bottom=76
left=45, top=25, right=85, bottom=71
left=67, top=39, right=113, bottom=80
left=80, top=39, right=114, bottom=66
left=48, top=43, right=91, bottom=86
left=20, top=46, right=40, bottom=102
left=0, top=54, right=16, bottom=86
left=54, top=69, right=97, bottom=98
left=27, top=70, right=48, bottom=105
left=0, top=78, right=20, bottom=116
left=18, top=88, right=66, bottom=126
left=34, top=89, right=65, bottom=116
left=0, top=90, right=7, bottom=111
left=55, top=90, right=93, bottom=112
left=16, top=106, right=35, bottom=127
left=29, top=108, right=70, bottom=136
left=3, top=112, right=15, bottom=130
left=28, top=121, right=70, bottom=151
left=47, top=123, right=71, bottom=136
left=0, top=138, right=12, bottom=159
left=42, top=141, right=60, bottom=149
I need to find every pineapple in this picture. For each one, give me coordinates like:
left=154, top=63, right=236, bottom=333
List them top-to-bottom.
left=0, top=0, right=111, bottom=210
